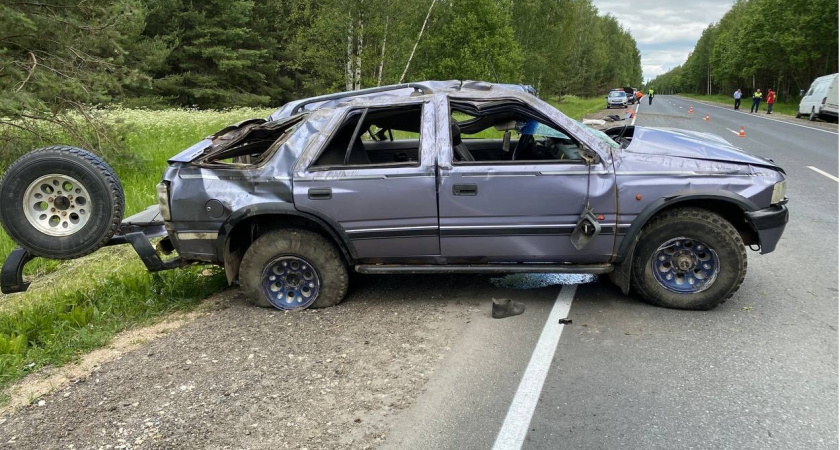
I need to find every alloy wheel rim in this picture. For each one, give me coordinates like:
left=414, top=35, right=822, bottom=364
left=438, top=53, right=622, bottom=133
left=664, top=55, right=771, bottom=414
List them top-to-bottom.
left=22, top=174, right=92, bottom=237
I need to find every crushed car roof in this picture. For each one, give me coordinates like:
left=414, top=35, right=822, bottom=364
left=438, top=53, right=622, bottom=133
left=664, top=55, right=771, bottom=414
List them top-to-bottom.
left=266, top=80, right=615, bottom=156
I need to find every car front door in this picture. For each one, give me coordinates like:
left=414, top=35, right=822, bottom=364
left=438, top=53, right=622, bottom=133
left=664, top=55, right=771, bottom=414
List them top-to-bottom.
left=437, top=100, right=617, bottom=264
left=292, top=101, right=440, bottom=262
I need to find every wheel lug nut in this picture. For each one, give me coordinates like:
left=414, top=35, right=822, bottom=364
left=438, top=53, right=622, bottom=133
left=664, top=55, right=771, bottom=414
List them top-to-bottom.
left=57, top=191, right=62, bottom=195
left=68, top=195, right=73, bottom=200
left=48, top=197, right=54, bottom=202
left=51, top=208, right=56, bottom=212
left=61, top=211, right=67, bottom=217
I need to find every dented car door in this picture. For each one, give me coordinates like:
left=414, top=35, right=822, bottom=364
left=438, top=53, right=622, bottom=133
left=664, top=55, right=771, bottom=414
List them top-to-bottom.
left=292, top=101, right=440, bottom=261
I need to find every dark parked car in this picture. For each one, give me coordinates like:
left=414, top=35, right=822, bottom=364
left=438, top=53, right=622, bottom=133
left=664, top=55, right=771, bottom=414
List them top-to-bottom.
left=0, top=81, right=788, bottom=311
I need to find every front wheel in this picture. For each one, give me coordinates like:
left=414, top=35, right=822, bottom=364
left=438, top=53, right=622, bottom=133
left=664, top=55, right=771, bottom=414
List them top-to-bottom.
left=809, top=108, right=817, bottom=121
left=631, top=208, right=746, bottom=310
left=239, top=229, right=348, bottom=310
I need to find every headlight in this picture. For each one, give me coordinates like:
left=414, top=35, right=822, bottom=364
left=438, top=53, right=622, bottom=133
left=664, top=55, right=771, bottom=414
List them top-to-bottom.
left=771, top=180, right=787, bottom=204
left=156, top=181, right=172, bottom=221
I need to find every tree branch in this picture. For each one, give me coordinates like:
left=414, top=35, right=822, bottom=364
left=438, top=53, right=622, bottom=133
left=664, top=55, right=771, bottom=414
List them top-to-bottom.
left=14, top=51, right=37, bottom=93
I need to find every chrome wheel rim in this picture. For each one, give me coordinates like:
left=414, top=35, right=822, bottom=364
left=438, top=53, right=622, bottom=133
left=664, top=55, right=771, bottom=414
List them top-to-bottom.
left=22, top=174, right=92, bottom=237
left=651, top=237, right=719, bottom=294
left=261, top=255, right=321, bottom=310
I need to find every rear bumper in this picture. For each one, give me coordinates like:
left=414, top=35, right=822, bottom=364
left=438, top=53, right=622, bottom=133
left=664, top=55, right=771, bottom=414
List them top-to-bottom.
left=745, top=204, right=789, bottom=254
left=1, top=219, right=182, bottom=294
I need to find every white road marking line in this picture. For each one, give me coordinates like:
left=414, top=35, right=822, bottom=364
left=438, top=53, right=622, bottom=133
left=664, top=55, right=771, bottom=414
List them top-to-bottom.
left=675, top=96, right=839, bottom=135
left=631, top=103, right=639, bottom=126
left=726, top=128, right=740, bottom=136
left=806, top=166, right=839, bottom=182
left=492, top=285, right=577, bottom=450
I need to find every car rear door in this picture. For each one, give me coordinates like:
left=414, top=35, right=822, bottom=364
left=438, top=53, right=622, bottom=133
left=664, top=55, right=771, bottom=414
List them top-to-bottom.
left=292, top=100, right=440, bottom=261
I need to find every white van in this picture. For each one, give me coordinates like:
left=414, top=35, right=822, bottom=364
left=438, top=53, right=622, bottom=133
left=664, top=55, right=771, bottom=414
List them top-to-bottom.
left=797, top=73, right=838, bottom=121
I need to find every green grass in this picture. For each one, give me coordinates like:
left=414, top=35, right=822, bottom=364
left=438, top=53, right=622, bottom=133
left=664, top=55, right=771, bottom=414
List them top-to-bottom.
left=680, top=93, right=799, bottom=116
left=547, top=95, right=610, bottom=121
left=0, top=107, right=271, bottom=392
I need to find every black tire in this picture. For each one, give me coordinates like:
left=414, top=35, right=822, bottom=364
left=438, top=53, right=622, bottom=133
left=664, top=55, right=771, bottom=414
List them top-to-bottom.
left=809, top=108, right=817, bottom=121
left=795, top=111, right=802, bottom=119
left=0, top=146, right=124, bottom=259
left=631, top=208, right=747, bottom=310
left=239, top=229, right=348, bottom=310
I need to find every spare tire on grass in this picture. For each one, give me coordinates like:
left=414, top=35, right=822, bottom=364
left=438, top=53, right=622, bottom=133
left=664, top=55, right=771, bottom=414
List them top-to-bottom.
left=0, top=146, right=125, bottom=260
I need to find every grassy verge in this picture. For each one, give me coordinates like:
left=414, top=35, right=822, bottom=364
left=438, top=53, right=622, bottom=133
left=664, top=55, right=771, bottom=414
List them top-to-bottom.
left=680, top=93, right=799, bottom=116
left=548, top=96, right=609, bottom=121
left=0, top=107, right=272, bottom=393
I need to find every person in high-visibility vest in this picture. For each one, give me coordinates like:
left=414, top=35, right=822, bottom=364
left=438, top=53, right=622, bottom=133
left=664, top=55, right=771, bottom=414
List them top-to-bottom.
left=648, top=88, right=654, bottom=105
left=750, top=88, right=762, bottom=113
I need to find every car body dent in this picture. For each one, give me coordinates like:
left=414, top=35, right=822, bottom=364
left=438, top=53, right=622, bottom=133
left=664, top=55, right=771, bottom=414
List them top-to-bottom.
left=626, top=127, right=782, bottom=170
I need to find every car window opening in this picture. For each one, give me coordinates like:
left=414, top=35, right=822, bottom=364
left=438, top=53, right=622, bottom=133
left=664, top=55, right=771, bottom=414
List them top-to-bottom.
left=449, top=102, right=585, bottom=164
left=310, top=105, right=423, bottom=170
left=199, top=115, right=306, bottom=166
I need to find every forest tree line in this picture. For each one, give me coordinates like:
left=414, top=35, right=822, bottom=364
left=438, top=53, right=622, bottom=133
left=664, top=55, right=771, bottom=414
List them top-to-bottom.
left=1, top=0, right=642, bottom=116
left=647, top=0, right=838, bottom=102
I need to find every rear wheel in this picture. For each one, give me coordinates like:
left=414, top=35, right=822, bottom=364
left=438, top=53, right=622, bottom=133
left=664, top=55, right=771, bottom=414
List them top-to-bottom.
left=809, top=108, right=817, bottom=121
left=795, top=111, right=802, bottom=119
left=0, top=146, right=124, bottom=259
left=631, top=208, right=746, bottom=310
left=239, top=229, right=348, bottom=310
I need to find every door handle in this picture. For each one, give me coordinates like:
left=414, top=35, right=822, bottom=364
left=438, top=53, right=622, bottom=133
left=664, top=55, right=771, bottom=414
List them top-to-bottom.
left=453, top=184, right=477, bottom=196
left=308, top=188, right=332, bottom=200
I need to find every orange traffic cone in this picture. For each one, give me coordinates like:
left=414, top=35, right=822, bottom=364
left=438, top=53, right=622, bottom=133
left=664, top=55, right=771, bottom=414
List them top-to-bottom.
left=689, top=107, right=693, bottom=114
left=704, top=114, right=710, bottom=121
left=738, top=126, right=745, bottom=137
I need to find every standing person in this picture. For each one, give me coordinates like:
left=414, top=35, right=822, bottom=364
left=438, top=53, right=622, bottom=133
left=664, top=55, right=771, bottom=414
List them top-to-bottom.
left=648, top=88, right=654, bottom=105
left=733, top=88, right=742, bottom=110
left=750, top=88, right=762, bottom=113
left=766, top=89, right=776, bottom=114
left=636, top=90, right=643, bottom=103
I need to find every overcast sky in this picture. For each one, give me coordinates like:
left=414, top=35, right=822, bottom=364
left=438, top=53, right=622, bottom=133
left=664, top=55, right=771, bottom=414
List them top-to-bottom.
left=591, top=0, right=735, bottom=82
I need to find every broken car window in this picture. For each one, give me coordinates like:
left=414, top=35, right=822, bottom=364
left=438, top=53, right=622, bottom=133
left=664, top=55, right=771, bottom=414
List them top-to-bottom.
left=450, top=102, right=585, bottom=163
left=310, top=105, right=423, bottom=169
left=198, top=114, right=306, bottom=166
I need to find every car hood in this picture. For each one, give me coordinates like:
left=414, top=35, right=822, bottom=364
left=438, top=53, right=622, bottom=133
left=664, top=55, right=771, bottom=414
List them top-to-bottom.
left=626, top=127, right=781, bottom=170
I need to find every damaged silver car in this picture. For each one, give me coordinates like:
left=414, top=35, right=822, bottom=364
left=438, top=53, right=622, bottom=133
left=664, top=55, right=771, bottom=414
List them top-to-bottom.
left=0, top=81, right=789, bottom=310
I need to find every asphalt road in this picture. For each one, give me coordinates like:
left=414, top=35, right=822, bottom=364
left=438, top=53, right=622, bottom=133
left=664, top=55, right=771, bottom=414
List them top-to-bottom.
left=385, top=96, right=839, bottom=449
